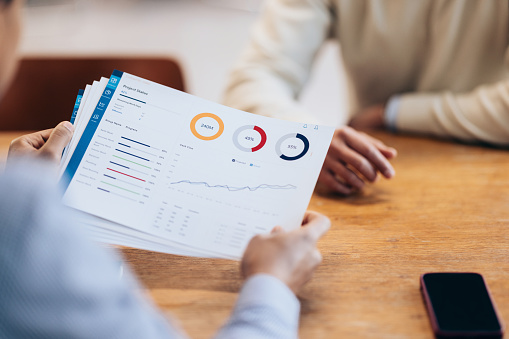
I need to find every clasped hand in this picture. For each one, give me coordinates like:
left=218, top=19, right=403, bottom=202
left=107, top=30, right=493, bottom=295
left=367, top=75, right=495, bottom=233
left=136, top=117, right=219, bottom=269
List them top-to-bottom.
left=319, top=126, right=397, bottom=195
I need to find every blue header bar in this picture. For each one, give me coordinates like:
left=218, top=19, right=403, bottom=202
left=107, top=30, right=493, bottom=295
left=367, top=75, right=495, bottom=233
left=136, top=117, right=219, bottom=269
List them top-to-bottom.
left=60, top=70, right=124, bottom=190
left=70, top=89, right=84, bottom=125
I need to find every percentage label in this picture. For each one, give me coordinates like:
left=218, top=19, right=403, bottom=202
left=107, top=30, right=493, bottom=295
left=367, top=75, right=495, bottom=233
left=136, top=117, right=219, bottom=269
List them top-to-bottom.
left=201, top=123, right=214, bottom=130
left=245, top=136, right=255, bottom=141
left=288, top=145, right=298, bottom=149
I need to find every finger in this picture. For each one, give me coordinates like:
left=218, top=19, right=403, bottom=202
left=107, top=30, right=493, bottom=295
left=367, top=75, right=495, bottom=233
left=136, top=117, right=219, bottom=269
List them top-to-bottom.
left=40, top=121, right=74, bottom=159
left=341, top=128, right=395, bottom=179
left=11, top=129, right=53, bottom=150
left=28, top=129, right=53, bottom=149
left=36, top=129, right=54, bottom=142
left=363, top=133, right=398, bottom=159
left=330, top=140, right=378, bottom=181
left=378, top=147, right=397, bottom=160
left=324, top=157, right=364, bottom=190
left=318, top=169, right=353, bottom=195
left=302, top=210, right=321, bottom=225
left=301, top=213, right=330, bottom=242
left=270, top=225, right=284, bottom=235
left=311, top=248, right=323, bottom=265
left=299, top=249, right=323, bottom=283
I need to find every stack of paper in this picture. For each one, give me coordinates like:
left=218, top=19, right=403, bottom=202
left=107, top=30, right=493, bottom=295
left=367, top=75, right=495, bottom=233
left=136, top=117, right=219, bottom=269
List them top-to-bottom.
left=59, top=70, right=334, bottom=259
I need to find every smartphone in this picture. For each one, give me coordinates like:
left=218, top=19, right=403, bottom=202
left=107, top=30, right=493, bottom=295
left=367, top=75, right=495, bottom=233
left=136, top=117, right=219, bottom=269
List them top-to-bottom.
left=420, top=273, right=504, bottom=338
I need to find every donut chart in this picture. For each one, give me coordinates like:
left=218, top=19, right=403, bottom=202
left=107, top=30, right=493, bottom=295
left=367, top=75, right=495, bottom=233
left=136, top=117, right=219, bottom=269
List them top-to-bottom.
left=190, top=113, right=224, bottom=141
left=233, top=125, right=267, bottom=152
left=276, top=133, right=310, bottom=161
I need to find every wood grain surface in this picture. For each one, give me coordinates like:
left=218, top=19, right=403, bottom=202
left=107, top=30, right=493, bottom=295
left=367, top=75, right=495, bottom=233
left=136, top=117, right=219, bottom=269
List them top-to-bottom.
left=0, top=131, right=27, bottom=169
left=1, top=131, right=508, bottom=338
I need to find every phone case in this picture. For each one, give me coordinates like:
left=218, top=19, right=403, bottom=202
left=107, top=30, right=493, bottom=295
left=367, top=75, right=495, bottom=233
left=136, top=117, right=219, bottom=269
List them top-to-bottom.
left=420, top=272, right=504, bottom=339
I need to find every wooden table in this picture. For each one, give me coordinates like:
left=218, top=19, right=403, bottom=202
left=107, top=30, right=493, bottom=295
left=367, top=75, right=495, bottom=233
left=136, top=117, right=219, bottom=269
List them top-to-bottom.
left=0, top=131, right=21, bottom=162
left=1, top=131, right=508, bottom=338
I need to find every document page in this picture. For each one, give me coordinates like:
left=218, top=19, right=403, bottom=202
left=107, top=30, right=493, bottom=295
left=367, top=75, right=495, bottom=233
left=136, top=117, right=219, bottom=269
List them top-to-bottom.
left=61, top=70, right=334, bottom=259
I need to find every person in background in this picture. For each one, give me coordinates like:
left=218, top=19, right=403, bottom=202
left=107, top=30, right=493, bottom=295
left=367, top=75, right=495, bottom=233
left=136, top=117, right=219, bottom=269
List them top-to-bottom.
left=0, top=0, right=330, bottom=338
left=224, top=0, right=509, bottom=195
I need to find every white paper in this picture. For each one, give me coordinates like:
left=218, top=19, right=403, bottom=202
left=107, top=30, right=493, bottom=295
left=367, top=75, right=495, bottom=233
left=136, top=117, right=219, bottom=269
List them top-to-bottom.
left=61, top=71, right=334, bottom=259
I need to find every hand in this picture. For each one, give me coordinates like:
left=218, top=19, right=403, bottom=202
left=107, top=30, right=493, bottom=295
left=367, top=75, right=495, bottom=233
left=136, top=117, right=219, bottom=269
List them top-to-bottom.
left=349, top=104, right=386, bottom=130
left=8, top=121, right=74, bottom=166
left=318, top=126, right=397, bottom=195
left=241, top=211, right=330, bottom=293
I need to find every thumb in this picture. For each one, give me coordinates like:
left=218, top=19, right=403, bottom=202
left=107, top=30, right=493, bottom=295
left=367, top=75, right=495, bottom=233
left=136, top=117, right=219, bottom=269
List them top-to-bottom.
left=40, top=121, right=74, bottom=159
left=364, top=134, right=397, bottom=159
left=301, top=213, right=330, bottom=242
left=270, top=225, right=285, bottom=235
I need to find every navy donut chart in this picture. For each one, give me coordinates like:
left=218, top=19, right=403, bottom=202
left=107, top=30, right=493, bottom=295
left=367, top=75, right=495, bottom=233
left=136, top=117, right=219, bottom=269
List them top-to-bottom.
left=276, top=133, right=310, bottom=161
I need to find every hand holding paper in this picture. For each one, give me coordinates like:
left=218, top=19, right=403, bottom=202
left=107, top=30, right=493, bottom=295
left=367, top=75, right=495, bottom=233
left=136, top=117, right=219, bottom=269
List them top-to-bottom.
left=8, top=121, right=74, bottom=166
left=241, top=211, right=330, bottom=292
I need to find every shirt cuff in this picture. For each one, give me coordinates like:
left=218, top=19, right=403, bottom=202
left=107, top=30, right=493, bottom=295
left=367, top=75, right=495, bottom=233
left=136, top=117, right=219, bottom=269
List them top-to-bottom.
left=384, top=96, right=401, bottom=132
left=237, top=274, right=300, bottom=329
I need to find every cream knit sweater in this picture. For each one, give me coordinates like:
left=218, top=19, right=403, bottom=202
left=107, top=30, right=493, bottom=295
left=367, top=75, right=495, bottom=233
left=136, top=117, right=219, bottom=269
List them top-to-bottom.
left=224, top=0, right=509, bottom=145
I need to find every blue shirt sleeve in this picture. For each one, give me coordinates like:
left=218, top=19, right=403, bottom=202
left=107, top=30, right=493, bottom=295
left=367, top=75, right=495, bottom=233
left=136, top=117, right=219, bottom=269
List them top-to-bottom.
left=384, top=95, right=401, bottom=132
left=0, top=161, right=301, bottom=339
left=0, top=161, right=185, bottom=339
left=215, top=274, right=300, bottom=339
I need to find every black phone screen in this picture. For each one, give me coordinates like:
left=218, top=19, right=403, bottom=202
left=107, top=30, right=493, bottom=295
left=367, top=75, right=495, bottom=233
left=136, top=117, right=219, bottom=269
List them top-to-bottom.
left=422, top=273, right=502, bottom=333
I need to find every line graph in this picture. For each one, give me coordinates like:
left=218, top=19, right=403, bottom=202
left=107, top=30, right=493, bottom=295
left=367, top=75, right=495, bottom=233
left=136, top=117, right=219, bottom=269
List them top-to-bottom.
left=170, top=180, right=297, bottom=192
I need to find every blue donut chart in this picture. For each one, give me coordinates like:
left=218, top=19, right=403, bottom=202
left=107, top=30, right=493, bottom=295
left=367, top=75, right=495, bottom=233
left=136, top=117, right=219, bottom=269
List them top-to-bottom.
left=276, top=133, right=310, bottom=161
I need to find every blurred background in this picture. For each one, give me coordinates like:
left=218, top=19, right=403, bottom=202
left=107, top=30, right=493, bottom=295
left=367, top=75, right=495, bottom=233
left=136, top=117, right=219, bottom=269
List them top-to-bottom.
left=19, top=0, right=348, bottom=126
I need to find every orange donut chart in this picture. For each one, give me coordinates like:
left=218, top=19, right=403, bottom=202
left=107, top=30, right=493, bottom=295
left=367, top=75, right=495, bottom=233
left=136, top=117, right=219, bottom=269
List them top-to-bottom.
left=190, top=113, right=224, bottom=141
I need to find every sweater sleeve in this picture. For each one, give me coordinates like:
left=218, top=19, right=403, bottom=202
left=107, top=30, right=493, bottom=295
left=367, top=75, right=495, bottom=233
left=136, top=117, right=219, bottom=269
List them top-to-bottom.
left=223, top=0, right=333, bottom=124
left=395, top=79, right=509, bottom=146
